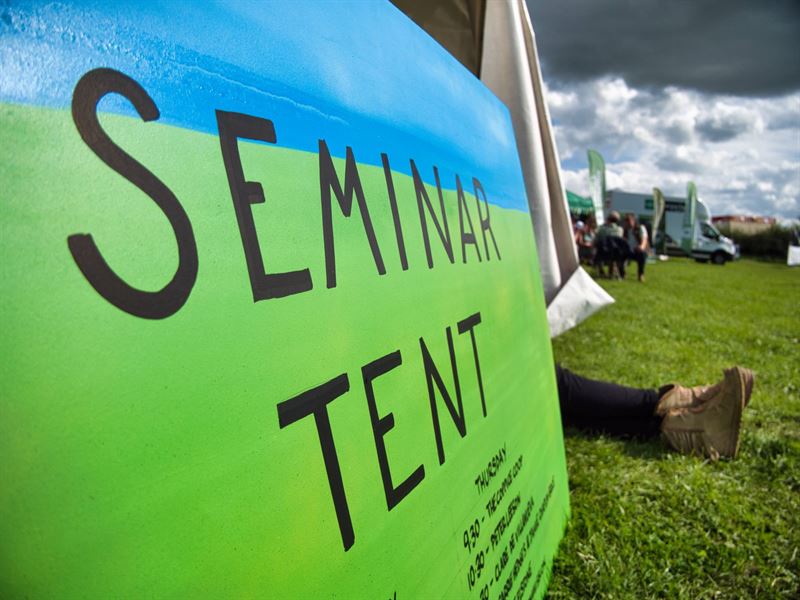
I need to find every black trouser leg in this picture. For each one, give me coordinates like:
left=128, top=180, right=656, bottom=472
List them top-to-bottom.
left=632, top=248, right=646, bottom=277
left=594, top=251, right=606, bottom=276
left=555, top=364, right=664, bottom=437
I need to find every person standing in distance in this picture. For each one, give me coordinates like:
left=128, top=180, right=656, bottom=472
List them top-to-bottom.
left=623, top=212, right=649, bottom=282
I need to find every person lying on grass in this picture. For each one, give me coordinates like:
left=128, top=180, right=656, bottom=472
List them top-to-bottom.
left=556, top=366, right=754, bottom=460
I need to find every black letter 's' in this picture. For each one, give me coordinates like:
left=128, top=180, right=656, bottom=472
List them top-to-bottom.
left=69, top=68, right=198, bottom=319
left=216, top=110, right=313, bottom=301
left=362, top=350, right=425, bottom=511
left=277, top=374, right=355, bottom=551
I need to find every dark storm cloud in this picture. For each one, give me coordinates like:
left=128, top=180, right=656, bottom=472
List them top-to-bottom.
left=526, top=0, right=800, bottom=96
left=766, top=103, right=800, bottom=130
left=695, top=110, right=757, bottom=142
left=694, top=121, right=743, bottom=143
left=661, top=122, right=693, bottom=145
left=655, top=152, right=702, bottom=174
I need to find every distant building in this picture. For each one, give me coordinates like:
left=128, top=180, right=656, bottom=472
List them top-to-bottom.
left=712, top=215, right=776, bottom=234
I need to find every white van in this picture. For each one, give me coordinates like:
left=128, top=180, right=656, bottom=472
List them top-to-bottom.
left=606, top=190, right=739, bottom=264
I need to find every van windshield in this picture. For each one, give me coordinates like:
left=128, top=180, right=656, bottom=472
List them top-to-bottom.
left=701, top=223, right=720, bottom=239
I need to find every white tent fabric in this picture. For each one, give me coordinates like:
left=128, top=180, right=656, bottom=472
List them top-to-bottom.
left=392, top=0, right=613, bottom=336
left=479, top=0, right=612, bottom=335
left=788, top=245, right=800, bottom=266
left=545, top=267, right=615, bottom=336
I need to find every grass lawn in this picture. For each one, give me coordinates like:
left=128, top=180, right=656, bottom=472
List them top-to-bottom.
left=546, top=258, right=800, bottom=599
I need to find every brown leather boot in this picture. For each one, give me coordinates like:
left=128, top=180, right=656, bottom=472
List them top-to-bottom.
left=656, top=367, right=754, bottom=416
left=660, top=367, right=752, bottom=460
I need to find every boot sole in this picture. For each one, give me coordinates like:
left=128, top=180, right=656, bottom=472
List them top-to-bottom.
left=735, top=366, right=755, bottom=407
left=719, top=367, right=747, bottom=459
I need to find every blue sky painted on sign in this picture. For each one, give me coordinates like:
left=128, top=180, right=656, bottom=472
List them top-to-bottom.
left=0, top=0, right=528, bottom=212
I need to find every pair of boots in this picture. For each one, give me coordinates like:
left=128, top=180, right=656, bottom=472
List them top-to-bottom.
left=656, top=367, right=755, bottom=461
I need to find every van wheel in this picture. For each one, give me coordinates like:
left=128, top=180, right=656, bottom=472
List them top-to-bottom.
left=711, top=252, right=727, bottom=265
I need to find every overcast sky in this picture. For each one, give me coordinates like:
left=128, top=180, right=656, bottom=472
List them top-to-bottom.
left=526, top=0, right=800, bottom=219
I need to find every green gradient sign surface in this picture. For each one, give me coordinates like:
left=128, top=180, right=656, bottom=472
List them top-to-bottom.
left=1, top=2, right=568, bottom=598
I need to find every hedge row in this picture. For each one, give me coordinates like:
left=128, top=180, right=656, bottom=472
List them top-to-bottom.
left=717, top=224, right=799, bottom=259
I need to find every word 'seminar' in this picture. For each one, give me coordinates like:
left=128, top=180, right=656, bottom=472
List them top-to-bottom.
left=68, top=67, right=501, bottom=319
left=277, top=312, right=486, bottom=552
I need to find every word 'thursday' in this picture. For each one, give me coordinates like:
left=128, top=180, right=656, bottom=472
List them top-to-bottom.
left=67, top=67, right=508, bottom=551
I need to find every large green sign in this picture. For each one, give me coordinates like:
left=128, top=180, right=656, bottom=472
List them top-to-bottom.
left=1, top=2, right=569, bottom=597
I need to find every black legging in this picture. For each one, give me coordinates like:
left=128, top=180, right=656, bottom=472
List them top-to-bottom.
left=624, top=248, right=646, bottom=279
left=556, top=365, right=670, bottom=437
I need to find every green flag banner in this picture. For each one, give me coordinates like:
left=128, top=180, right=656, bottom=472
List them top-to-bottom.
left=0, top=2, right=569, bottom=598
left=587, top=149, right=606, bottom=223
left=683, top=182, right=699, bottom=254
left=652, top=188, right=666, bottom=253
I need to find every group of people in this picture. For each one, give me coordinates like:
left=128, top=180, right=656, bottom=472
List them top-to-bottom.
left=574, top=211, right=649, bottom=282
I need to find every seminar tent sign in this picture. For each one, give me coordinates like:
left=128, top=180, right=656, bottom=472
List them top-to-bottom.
left=0, top=2, right=568, bottom=597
